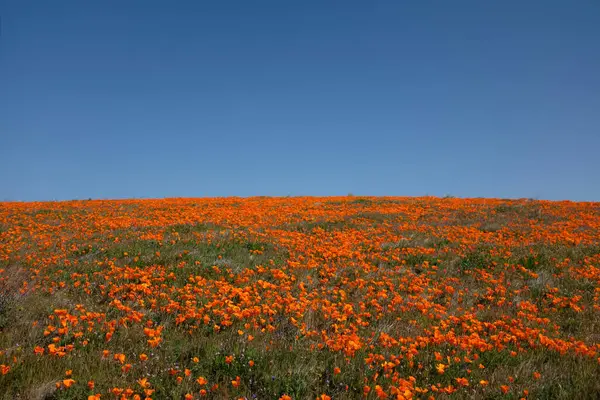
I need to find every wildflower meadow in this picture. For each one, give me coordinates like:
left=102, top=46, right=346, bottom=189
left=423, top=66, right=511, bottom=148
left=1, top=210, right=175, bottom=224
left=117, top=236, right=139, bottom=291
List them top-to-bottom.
left=1, top=197, right=599, bottom=399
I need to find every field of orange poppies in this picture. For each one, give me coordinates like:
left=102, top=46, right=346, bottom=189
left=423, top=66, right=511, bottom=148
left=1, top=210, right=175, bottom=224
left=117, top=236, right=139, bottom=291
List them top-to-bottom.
left=0, top=197, right=599, bottom=399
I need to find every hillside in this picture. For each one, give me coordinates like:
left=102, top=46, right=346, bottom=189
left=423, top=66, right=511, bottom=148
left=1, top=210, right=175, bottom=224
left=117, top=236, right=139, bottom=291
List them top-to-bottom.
left=1, top=197, right=599, bottom=399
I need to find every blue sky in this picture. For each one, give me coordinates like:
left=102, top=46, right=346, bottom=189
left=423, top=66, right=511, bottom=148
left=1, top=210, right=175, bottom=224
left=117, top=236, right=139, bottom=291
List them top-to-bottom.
left=1, top=1, right=599, bottom=201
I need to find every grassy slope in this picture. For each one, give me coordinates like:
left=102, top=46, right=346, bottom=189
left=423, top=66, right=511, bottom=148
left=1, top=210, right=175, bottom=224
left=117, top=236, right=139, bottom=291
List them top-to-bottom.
left=0, top=197, right=599, bottom=399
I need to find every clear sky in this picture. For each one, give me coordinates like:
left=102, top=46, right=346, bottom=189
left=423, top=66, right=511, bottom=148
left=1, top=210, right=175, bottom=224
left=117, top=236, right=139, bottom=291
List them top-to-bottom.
left=1, top=1, right=599, bottom=201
